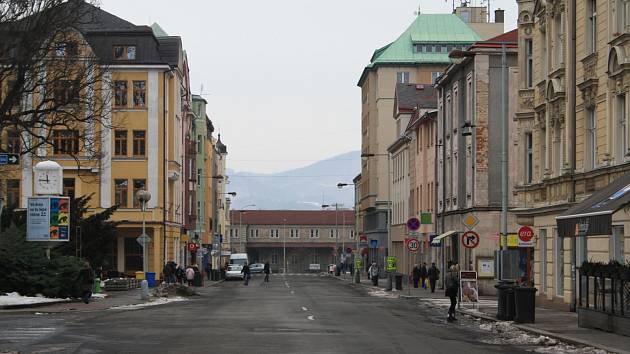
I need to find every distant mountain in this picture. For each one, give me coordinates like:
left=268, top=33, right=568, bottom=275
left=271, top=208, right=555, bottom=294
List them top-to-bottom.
left=228, top=151, right=360, bottom=210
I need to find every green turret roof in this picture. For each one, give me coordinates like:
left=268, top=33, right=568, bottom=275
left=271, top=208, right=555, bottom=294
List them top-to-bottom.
left=359, top=14, right=481, bottom=85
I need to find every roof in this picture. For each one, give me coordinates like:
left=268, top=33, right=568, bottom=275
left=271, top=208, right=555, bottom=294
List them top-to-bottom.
left=359, top=14, right=481, bottom=85
left=151, top=23, right=169, bottom=38
left=469, top=29, right=518, bottom=50
left=394, top=84, right=438, bottom=115
left=407, top=109, right=437, bottom=132
left=216, top=134, right=227, bottom=154
left=556, top=172, right=630, bottom=237
left=230, top=210, right=355, bottom=226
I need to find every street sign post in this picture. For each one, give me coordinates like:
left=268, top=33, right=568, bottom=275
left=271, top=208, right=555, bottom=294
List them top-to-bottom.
left=0, top=153, right=19, bottom=165
left=462, top=213, right=479, bottom=230
left=406, top=217, right=421, bottom=232
left=461, top=231, right=480, bottom=249
left=136, top=234, right=151, bottom=247
left=405, top=238, right=420, bottom=253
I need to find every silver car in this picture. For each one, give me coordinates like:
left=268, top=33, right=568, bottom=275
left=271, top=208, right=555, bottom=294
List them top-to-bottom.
left=250, top=263, right=265, bottom=274
left=225, top=265, right=244, bottom=280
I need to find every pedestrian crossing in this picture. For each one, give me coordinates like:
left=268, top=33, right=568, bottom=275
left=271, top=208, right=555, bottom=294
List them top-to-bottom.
left=0, top=327, right=57, bottom=344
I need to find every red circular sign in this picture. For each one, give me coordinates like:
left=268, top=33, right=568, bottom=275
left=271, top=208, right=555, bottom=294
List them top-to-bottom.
left=407, top=217, right=421, bottom=231
left=518, top=226, right=534, bottom=242
left=461, top=231, right=480, bottom=249
left=406, top=238, right=420, bottom=253
left=187, top=243, right=198, bottom=252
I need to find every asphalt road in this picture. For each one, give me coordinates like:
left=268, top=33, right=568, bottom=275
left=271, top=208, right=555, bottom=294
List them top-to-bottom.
left=0, top=275, right=535, bottom=354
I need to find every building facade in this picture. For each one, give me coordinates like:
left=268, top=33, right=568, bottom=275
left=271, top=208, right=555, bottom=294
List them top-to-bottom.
left=515, top=0, right=630, bottom=309
left=435, top=30, right=520, bottom=294
left=230, top=210, right=355, bottom=273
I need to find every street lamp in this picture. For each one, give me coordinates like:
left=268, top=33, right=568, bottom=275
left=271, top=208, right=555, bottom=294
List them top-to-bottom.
left=361, top=152, right=393, bottom=291
left=338, top=182, right=361, bottom=283
left=136, top=190, right=152, bottom=274
left=322, top=203, right=344, bottom=276
left=239, top=204, right=256, bottom=253
left=283, top=218, right=287, bottom=274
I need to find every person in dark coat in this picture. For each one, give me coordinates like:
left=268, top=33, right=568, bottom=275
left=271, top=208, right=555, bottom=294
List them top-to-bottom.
left=78, top=262, right=94, bottom=304
left=263, top=262, right=270, bottom=283
left=420, top=262, right=428, bottom=289
left=205, top=263, right=212, bottom=281
left=241, top=263, right=251, bottom=286
left=427, top=263, right=440, bottom=293
left=412, top=264, right=421, bottom=288
left=445, top=264, right=460, bottom=322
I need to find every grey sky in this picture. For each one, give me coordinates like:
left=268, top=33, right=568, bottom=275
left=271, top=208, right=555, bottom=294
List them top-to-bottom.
left=101, top=0, right=517, bottom=173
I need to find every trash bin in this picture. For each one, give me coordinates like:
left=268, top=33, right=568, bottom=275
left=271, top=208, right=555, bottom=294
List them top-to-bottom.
left=335, top=266, right=341, bottom=276
left=135, top=271, right=145, bottom=280
left=145, top=272, right=156, bottom=287
left=194, top=272, right=202, bottom=287
left=395, top=273, right=403, bottom=290
left=93, top=277, right=101, bottom=294
left=495, top=280, right=514, bottom=320
left=505, top=286, right=516, bottom=321
left=514, top=287, right=537, bottom=323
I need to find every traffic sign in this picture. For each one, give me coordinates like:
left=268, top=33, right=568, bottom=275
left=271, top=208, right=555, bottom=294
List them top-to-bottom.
left=0, top=153, right=19, bottom=165
left=462, top=213, right=479, bottom=230
left=406, top=217, right=421, bottom=231
left=518, top=226, right=535, bottom=248
left=408, top=231, right=421, bottom=237
left=461, top=231, right=480, bottom=249
left=136, top=234, right=151, bottom=247
left=405, top=238, right=420, bottom=253
left=187, top=243, right=198, bottom=252
left=346, top=247, right=352, bottom=254
left=386, top=256, right=397, bottom=271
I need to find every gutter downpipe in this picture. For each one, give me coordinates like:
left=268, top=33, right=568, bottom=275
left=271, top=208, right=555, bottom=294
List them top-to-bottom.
left=569, top=0, right=578, bottom=313
left=162, top=69, right=169, bottom=271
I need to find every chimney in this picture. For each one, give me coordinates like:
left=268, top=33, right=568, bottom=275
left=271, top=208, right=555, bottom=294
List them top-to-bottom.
left=494, top=9, right=505, bottom=23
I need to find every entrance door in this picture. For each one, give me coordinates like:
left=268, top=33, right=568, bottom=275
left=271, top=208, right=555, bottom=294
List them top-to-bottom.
left=554, top=228, right=564, bottom=297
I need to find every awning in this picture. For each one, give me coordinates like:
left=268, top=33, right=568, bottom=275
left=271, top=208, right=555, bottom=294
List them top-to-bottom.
left=556, top=172, right=630, bottom=237
left=431, top=230, right=458, bottom=245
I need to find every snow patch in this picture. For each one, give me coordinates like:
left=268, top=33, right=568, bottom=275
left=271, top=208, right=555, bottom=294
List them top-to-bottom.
left=367, top=290, right=397, bottom=299
left=0, top=292, right=67, bottom=306
left=91, top=293, right=108, bottom=299
left=108, top=296, right=187, bottom=310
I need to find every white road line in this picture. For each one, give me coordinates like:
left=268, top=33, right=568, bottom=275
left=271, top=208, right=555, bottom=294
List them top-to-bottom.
left=284, top=281, right=290, bottom=288
left=290, top=290, right=295, bottom=294
left=301, top=307, right=308, bottom=311
left=307, top=315, right=315, bottom=321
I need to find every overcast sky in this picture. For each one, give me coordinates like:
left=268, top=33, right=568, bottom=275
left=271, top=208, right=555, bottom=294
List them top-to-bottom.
left=101, top=0, right=517, bottom=173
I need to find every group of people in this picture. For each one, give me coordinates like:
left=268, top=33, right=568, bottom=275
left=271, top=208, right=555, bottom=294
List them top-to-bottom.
left=162, top=261, right=202, bottom=286
left=239, top=262, right=270, bottom=286
left=411, top=262, right=440, bottom=292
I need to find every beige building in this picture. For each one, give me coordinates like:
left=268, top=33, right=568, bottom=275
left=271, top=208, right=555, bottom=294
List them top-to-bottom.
left=515, top=0, right=630, bottom=309
left=358, top=10, right=502, bottom=268
left=229, top=210, right=355, bottom=273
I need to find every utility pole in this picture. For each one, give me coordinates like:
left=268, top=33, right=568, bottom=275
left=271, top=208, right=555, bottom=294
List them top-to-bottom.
left=499, top=43, right=508, bottom=280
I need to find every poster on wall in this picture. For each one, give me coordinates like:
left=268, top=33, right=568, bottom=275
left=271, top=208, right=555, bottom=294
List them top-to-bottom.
left=27, top=196, right=70, bottom=242
left=477, top=258, right=495, bottom=278
left=460, top=271, right=479, bottom=303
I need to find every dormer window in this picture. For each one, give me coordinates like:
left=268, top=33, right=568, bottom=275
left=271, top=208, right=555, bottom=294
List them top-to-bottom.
left=55, top=42, right=78, bottom=57
left=113, top=45, right=136, bottom=60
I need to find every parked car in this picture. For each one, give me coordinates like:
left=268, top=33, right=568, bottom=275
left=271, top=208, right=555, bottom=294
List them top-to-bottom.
left=250, top=263, right=265, bottom=274
left=225, top=265, right=244, bottom=280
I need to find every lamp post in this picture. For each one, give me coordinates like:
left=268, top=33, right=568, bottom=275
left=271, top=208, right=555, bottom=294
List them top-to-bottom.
left=361, top=152, right=392, bottom=290
left=338, top=182, right=360, bottom=283
left=136, top=190, right=152, bottom=274
left=219, top=191, right=236, bottom=266
left=322, top=203, right=343, bottom=273
left=239, top=204, right=256, bottom=254
left=283, top=218, right=287, bottom=274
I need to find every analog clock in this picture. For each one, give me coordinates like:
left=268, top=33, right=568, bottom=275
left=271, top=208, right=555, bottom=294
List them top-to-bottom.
left=33, top=161, right=63, bottom=195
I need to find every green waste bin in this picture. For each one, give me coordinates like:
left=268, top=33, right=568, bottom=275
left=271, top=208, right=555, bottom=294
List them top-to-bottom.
left=93, top=277, right=101, bottom=294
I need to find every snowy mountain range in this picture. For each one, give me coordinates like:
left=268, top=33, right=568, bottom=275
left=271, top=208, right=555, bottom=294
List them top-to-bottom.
left=227, top=151, right=360, bottom=210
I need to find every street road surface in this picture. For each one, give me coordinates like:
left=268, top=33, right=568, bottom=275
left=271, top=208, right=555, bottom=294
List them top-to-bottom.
left=0, top=275, right=547, bottom=353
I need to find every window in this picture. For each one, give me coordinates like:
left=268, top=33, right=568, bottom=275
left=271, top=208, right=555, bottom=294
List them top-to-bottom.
left=588, top=0, right=597, bottom=53
left=618, top=0, right=628, bottom=34
left=554, top=13, right=564, bottom=67
left=541, top=31, right=548, bottom=77
left=526, top=39, right=533, bottom=88
left=55, top=42, right=78, bottom=57
left=113, top=45, right=137, bottom=60
left=426, top=45, right=433, bottom=53
left=435, top=45, right=442, bottom=53
left=396, top=72, right=410, bottom=84
left=431, top=72, right=441, bottom=84
left=53, top=80, right=79, bottom=105
left=114, top=81, right=128, bottom=107
left=132, top=81, right=146, bottom=107
left=617, top=93, right=627, bottom=162
left=586, top=108, right=597, bottom=170
left=540, top=124, right=547, bottom=179
left=7, top=130, right=20, bottom=153
left=52, top=130, right=79, bottom=155
left=114, top=130, right=127, bottom=157
left=133, top=130, right=146, bottom=156
left=525, top=133, right=533, bottom=183
left=63, top=178, right=75, bottom=199
left=6, top=179, right=19, bottom=208
left=114, top=179, right=128, bottom=208
left=132, top=179, right=146, bottom=208
left=611, top=226, right=625, bottom=262
left=233, top=228, right=239, bottom=238
left=554, top=228, right=564, bottom=297
left=249, top=229, right=259, bottom=238
left=270, top=229, right=279, bottom=238
left=290, top=229, right=299, bottom=238
left=310, top=229, right=319, bottom=238
left=329, top=229, right=338, bottom=238
left=540, top=229, right=547, bottom=293
left=350, top=230, right=355, bottom=239
left=124, top=237, right=143, bottom=271
left=271, top=253, right=278, bottom=264
left=311, top=253, right=320, bottom=264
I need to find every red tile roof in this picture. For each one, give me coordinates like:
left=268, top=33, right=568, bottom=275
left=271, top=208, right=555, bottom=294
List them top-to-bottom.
left=470, top=29, right=518, bottom=49
left=230, top=210, right=355, bottom=226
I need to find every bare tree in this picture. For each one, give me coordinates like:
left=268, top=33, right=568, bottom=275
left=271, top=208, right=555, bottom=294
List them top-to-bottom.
left=0, top=0, right=111, bottom=160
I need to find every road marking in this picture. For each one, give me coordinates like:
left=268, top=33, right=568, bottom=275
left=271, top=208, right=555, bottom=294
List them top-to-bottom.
left=284, top=281, right=290, bottom=288
left=290, top=290, right=295, bottom=294
left=301, top=307, right=308, bottom=311
left=307, top=315, right=315, bottom=321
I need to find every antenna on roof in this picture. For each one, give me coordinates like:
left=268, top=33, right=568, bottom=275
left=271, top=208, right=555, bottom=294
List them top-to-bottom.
left=414, top=3, right=421, bottom=16
left=200, top=84, right=204, bottom=96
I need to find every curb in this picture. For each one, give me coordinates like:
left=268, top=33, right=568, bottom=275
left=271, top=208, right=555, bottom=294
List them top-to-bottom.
left=0, top=299, right=74, bottom=310
left=457, top=308, right=628, bottom=354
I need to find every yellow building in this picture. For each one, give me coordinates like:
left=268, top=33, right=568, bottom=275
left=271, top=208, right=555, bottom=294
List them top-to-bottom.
left=515, top=0, right=630, bottom=309
left=0, top=5, right=198, bottom=278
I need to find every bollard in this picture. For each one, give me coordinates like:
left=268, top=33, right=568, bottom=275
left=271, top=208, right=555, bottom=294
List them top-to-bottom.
left=140, top=280, right=150, bottom=300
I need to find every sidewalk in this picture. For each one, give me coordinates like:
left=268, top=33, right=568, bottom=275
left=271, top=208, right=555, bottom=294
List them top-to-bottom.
left=334, top=273, right=630, bottom=354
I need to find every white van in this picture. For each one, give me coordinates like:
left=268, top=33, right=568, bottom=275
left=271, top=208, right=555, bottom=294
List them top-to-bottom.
left=229, top=253, right=248, bottom=266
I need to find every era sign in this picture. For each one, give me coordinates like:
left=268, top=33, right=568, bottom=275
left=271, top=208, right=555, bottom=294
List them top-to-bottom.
left=517, top=226, right=535, bottom=248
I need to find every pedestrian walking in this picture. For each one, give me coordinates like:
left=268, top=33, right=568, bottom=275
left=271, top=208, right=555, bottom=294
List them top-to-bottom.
left=263, top=261, right=270, bottom=283
left=78, top=262, right=94, bottom=304
left=368, top=262, right=379, bottom=286
left=420, top=262, right=428, bottom=289
left=428, top=262, right=440, bottom=293
left=205, top=263, right=212, bottom=281
left=242, top=263, right=251, bottom=286
left=412, top=264, right=421, bottom=288
left=445, top=264, right=460, bottom=322
left=176, top=265, right=185, bottom=284
left=186, top=266, right=195, bottom=286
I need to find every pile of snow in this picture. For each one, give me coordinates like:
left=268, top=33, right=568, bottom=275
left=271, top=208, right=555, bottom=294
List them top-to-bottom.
left=367, top=289, right=398, bottom=299
left=0, top=292, right=66, bottom=306
left=91, top=293, right=108, bottom=299
left=108, top=296, right=187, bottom=310
left=534, top=345, right=609, bottom=354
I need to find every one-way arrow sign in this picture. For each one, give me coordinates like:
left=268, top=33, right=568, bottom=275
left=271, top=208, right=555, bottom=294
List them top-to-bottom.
left=0, top=153, right=19, bottom=165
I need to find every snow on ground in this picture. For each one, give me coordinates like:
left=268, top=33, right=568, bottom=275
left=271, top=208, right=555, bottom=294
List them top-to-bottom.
left=367, top=289, right=398, bottom=299
left=0, top=292, right=67, bottom=306
left=91, top=293, right=108, bottom=299
left=108, top=296, right=187, bottom=310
